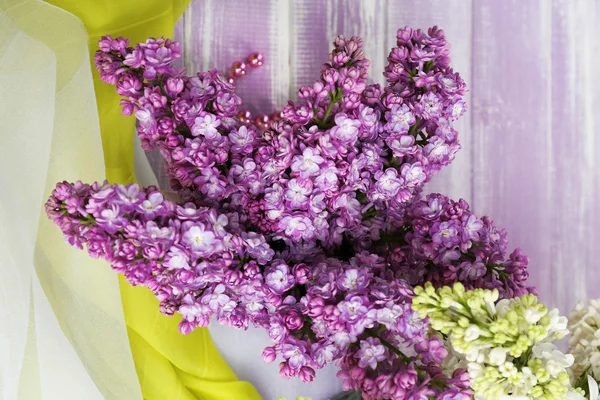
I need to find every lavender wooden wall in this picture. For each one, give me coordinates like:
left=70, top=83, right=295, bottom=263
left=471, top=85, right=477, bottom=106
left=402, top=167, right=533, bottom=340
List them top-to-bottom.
left=150, top=0, right=600, bottom=315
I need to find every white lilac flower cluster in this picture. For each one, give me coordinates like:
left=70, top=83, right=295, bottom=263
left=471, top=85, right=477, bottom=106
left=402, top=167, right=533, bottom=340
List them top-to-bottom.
left=412, top=283, right=588, bottom=400
left=569, top=299, right=600, bottom=383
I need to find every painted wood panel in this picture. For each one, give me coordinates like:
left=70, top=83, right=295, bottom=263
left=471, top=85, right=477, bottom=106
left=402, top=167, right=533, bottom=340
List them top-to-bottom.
left=470, top=0, right=600, bottom=314
left=471, top=0, right=557, bottom=306
left=547, top=0, right=600, bottom=311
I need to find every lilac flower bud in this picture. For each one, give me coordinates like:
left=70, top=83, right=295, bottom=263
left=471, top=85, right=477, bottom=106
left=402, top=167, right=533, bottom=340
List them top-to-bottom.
left=427, top=25, right=445, bottom=41
left=396, top=27, right=413, bottom=45
left=411, top=28, right=426, bottom=44
left=98, top=35, right=115, bottom=53
left=334, top=35, right=346, bottom=48
left=346, top=39, right=359, bottom=54
left=123, top=47, right=144, bottom=69
left=387, top=47, right=409, bottom=63
left=409, top=47, right=435, bottom=64
left=331, top=51, right=350, bottom=67
left=94, top=53, right=124, bottom=85
left=383, top=63, right=405, bottom=83
left=322, top=68, right=340, bottom=85
left=413, top=71, right=438, bottom=88
left=116, top=72, right=142, bottom=97
left=166, top=77, right=184, bottom=96
left=314, top=83, right=329, bottom=104
left=360, top=84, right=382, bottom=106
left=298, top=85, right=315, bottom=100
left=143, top=86, right=168, bottom=109
left=214, top=92, right=242, bottom=116
left=382, top=92, right=404, bottom=110
left=342, top=93, right=361, bottom=110
left=170, top=97, right=191, bottom=121
left=119, top=99, right=135, bottom=116
left=157, top=117, right=176, bottom=136
left=213, top=146, right=229, bottom=164
left=53, top=182, right=72, bottom=201
left=292, top=263, right=311, bottom=285
left=267, top=291, right=284, bottom=309
left=305, top=296, right=324, bottom=318
left=159, top=300, right=177, bottom=316
left=282, top=308, right=303, bottom=331
left=178, top=320, right=194, bottom=335
left=261, top=346, right=277, bottom=363
left=278, top=361, right=294, bottom=379
left=298, top=366, right=315, bottom=383
left=393, top=367, right=418, bottom=390
left=450, top=368, right=471, bottom=389
left=375, top=373, right=393, bottom=395
left=361, top=378, right=376, bottom=394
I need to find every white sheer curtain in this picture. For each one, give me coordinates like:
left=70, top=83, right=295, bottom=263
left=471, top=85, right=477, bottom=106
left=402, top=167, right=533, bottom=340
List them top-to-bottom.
left=0, top=1, right=141, bottom=399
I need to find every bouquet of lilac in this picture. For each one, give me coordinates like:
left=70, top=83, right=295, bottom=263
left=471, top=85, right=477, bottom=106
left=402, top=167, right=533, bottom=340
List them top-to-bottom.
left=48, top=26, right=595, bottom=400
left=92, top=26, right=466, bottom=252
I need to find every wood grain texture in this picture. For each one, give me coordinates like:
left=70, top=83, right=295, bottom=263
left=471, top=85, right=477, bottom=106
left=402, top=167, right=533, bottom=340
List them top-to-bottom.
left=144, top=0, right=600, bottom=315
left=471, top=0, right=600, bottom=313
left=472, top=0, right=556, bottom=305
left=547, top=0, right=600, bottom=311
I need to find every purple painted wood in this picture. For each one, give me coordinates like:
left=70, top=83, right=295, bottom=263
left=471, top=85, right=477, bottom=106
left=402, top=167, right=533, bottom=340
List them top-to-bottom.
left=470, top=0, right=600, bottom=313
left=471, top=0, right=555, bottom=306
left=547, top=0, right=600, bottom=310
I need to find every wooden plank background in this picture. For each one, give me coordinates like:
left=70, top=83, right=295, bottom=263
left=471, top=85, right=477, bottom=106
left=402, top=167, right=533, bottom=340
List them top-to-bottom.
left=147, top=0, right=600, bottom=316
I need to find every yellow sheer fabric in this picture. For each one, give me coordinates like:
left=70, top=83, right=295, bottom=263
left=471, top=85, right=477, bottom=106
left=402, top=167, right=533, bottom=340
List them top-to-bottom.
left=38, top=0, right=260, bottom=398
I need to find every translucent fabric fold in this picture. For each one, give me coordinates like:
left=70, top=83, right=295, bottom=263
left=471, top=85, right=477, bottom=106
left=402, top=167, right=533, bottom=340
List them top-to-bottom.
left=0, top=1, right=141, bottom=398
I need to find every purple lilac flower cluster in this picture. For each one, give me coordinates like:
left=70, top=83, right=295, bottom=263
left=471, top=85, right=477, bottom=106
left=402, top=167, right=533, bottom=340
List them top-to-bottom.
left=43, top=26, right=536, bottom=400
left=273, top=26, right=466, bottom=247
left=93, top=27, right=466, bottom=253
left=95, top=34, right=244, bottom=192
left=45, top=181, right=278, bottom=334
left=46, top=181, right=473, bottom=399
left=364, top=193, right=535, bottom=299
left=268, top=253, right=473, bottom=400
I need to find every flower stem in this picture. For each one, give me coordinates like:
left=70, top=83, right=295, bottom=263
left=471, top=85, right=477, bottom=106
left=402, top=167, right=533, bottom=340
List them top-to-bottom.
left=423, top=60, right=435, bottom=73
left=319, top=87, right=343, bottom=129
left=321, top=102, right=335, bottom=128
left=408, top=117, right=422, bottom=137
left=514, top=346, right=532, bottom=369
